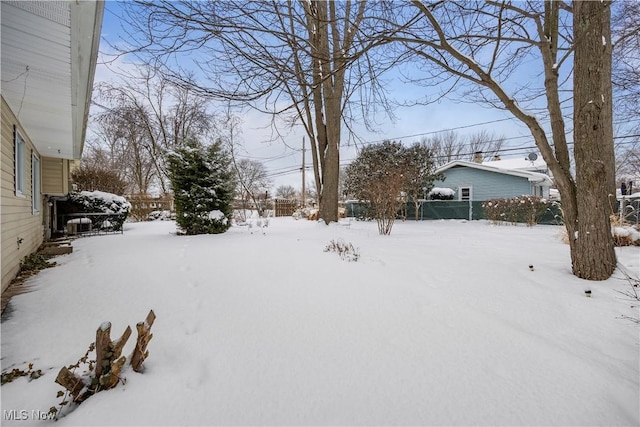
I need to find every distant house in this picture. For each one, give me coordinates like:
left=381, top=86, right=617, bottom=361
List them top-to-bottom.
left=1, top=1, right=104, bottom=294
left=433, top=160, right=553, bottom=201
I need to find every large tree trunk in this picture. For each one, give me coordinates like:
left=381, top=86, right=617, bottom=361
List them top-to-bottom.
left=572, top=0, right=617, bottom=280
left=304, top=1, right=344, bottom=224
left=319, top=136, right=340, bottom=223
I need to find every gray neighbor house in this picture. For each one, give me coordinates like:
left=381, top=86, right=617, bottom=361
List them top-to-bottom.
left=346, top=155, right=556, bottom=221
left=395, top=156, right=557, bottom=221
left=433, top=157, right=554, bottom=202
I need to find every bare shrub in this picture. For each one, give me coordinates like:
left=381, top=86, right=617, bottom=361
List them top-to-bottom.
left=71, top=164, right=127, bottom=195
left=482, top=196, right=552, bottom=226
left=324, top=239, right=360, bottom=262
left=616, top=269, right=640, bottom=324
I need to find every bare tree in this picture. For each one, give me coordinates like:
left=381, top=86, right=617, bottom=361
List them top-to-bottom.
left=612, top=0, right=640, bottom=187
left=612, top=0, right=640, bottom=128
left=120, top=1, right=405, bottom=223
left=392, top=1, right=616, bottom=280
left=93, top=66, right=215, bottom=193
left=91, top=105, right=156, bottom=195
left=216, top=107, right=272, bottom=220
left=422, top=130, right=505, bottom=166
left=467, top=130, right=505, bottom=162
left=421, top=131, right=465, bottom=166
left=81, top=139, right=121, bottom=175
left=616, top=145, right=640, bottom=190
left=233, top=159, right=272, bottom=220
left=70, top=164, right=128, bottom=196
left=301, top=183, right=318, bottom=206
left=275, top=185, right=297, bottom=200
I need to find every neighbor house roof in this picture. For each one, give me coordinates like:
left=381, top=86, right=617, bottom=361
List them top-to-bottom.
left=1, top=1, right=104, bottom=160
left=482, top=157, right=548, bottom=172
left=436, top=160, right=553, bottom=186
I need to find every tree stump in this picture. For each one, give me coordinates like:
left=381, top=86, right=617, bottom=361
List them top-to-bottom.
left=131, top=310, right=155, bottom=372
left=54, top=312, right=154, bottom=405
left=95, top=321, right=131, bottom=388
left=99, top=355, right=126, bottom=389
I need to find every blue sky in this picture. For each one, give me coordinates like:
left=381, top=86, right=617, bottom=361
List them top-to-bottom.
left=92, top=1, right=558, bottom=189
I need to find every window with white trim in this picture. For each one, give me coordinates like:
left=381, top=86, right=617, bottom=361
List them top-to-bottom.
left=14, top=127, right=25, bottom=196
left=32, top=152, right=41, bottom=213
left=459, top=186, right=472, bottom=201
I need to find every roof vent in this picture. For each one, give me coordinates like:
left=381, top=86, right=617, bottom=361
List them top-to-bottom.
left=527, top=152, right=538, bottom=161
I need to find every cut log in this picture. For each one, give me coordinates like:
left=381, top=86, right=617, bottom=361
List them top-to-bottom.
left=131, top=310, right=155, bottom=372
left=55, top=367, right=85, bottom=401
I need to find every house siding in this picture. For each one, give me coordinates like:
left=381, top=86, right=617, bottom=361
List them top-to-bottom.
left=1, top=97, right=45, bottom=294
left=42, top=157, right=70, bottom=195
left=434, top=165, right=533, bottom=201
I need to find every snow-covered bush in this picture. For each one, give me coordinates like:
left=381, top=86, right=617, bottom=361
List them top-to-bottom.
left=428, top=187, right=455, bottom=200
left=67, top=191, right=131, bottom=230
left=482, top=195, right=552, bottom=226
left=292, top=207, right=322, bottom=220
left=147, top=210, right=173, bottom=221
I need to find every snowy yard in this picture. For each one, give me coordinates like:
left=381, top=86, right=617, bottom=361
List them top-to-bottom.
left=1, top=218, right=639, bottom=426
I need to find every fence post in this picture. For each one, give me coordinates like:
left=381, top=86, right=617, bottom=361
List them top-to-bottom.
left=620, top=197, right=624, bottom=222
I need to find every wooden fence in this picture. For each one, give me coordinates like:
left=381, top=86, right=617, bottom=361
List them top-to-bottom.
left=274, top=199, right=299, bottom=217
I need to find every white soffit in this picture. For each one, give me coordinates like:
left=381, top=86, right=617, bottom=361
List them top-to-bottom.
left=1, top=1, right=102, bottom=160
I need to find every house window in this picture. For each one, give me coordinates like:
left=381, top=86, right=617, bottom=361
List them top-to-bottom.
left=14, top=127, right=25, bottom=196
left=32, top=153, right=41, bottom=213
left=459, top=186, right=472, bottom=201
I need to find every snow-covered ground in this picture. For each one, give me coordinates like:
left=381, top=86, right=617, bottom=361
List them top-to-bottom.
left=1, top=218, right=639, bottom=426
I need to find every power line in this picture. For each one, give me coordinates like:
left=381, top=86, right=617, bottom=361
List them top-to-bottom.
left=348, top=117, right=639, bottom=151
left=352, top=117, right=518, bottom=147
left=260, top=118, right=532, bottom=179
left=336, top=135, right=640, bottom=167
left=268, top=136, right=639, bottom=180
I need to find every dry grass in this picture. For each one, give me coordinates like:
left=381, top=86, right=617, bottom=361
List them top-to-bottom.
left=557, top=216, right=640, bottom=247
left=558, top=226, right=570, bottom=244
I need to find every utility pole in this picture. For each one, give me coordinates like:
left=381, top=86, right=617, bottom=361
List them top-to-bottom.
left=301, top=136, right=306, bottom=208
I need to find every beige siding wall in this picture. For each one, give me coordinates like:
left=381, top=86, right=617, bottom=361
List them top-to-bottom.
left=1, top=97, right=45, bottom=294
left=42, top=157, right=70, bottom=195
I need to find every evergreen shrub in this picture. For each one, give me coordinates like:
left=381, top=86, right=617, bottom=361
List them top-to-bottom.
left=167, top=140, right=234, bottom=235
